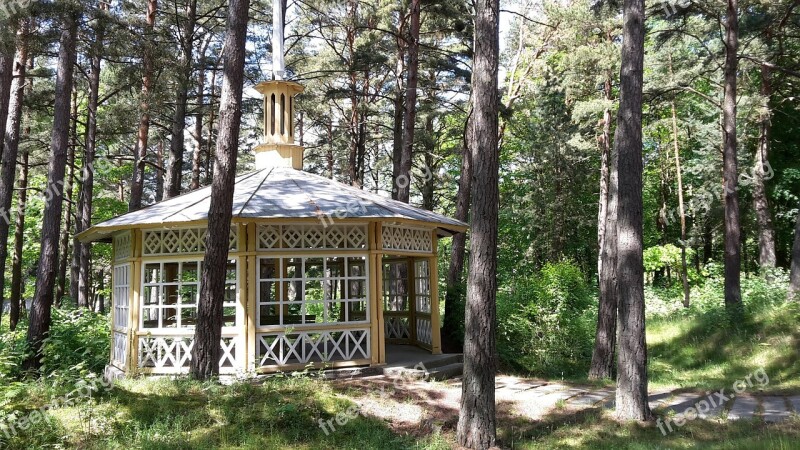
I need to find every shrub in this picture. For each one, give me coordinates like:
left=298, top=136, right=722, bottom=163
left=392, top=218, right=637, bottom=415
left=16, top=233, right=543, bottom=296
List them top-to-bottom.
left=497, top=261, right=596, bottom=377
left=40, top=308, right=110, bottom=377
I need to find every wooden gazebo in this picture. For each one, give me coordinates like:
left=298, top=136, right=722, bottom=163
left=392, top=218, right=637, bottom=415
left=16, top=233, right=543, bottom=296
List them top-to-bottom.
left=78, top=80, right=467, bottom=376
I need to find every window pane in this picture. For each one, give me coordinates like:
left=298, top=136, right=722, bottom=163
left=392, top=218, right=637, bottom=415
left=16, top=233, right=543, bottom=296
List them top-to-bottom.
left=326, top=257, right=344, bottom=277
left=348, top=257, right=366, bottom=277
left=260, top=258, right=278, bottom=279
left=305, top=258, right=324, bottom=278
left=285, top=259, right=301, bottom=278
left=226, top=260, right=237, bottom=281
left=164, top=262, right=180, bottom=283
left=181, top=262, right=199, bottom=282
left=144, top=263, right=161, bottom=283
left=305, top=280, right=323, bottom=301
left=348, top=280, right=366, bottom=299
left=260, top=281, right=277, bottom=302
left=224, top=283, right=237, bottom=304
left=179, top=284, right=197, bottom=304
left=164, top=285, right=179, bottom=305
left=143, top=286, right=159, bottom=305
left=325, top=301, right=343, bottom=322
left=303, top=302, right=323, bottom=323
left=259, top=305, right=279, bottom=325
left=181, top=307, right=197, bottom=327
left=223, top=307, right=236, bottom=326
left=142, top=308, right=159, bottom=328
left=162, top=308, right=177, bottom=328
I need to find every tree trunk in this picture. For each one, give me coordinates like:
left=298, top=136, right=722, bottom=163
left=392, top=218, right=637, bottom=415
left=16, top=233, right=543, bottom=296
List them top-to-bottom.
left=128, top=0, right=157, bottom=211
left=165, top=0, right=197, bottom=199
left=190, top=0, right=249, bottom=380
left=396, top=0, right=420, bottom=204
left=456, top=0, right=499, bottom=447
left=614, top=0, right=650, bottom=421
left=722, top=0, right=742, bottom=311
left=73, top=7, right=105, bottom=309
left=23, top=10, right=78, bottom=373
left=390, top=17, right=406, bottom=200
left=0, top=19, right=28, bottom=322
left=191, top=63, right=205, bottom=190
left=753, top=63, right=776, bottom=271
left=589, top=76, right=616, bottom=380
left=56, top=98, right=76, bottom=305
left=671, top=98, right=690, bottom=307
left=421, top=115, right=435, bottom=211
left=442, top=127, right=471, bottom=352
left=156, top=138, right=164, bottom=201
left=10, top=147, right=27, bottom=331
left=789, top=203, right=800, bottom=300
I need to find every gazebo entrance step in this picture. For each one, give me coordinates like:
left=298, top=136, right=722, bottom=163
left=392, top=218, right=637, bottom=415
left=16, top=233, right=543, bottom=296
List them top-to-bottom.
left=320, top=349, right=464, bottom=381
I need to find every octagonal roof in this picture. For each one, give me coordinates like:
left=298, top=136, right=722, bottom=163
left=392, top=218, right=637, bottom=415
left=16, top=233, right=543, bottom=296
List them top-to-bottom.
left=78, top=166, right=468, bottom=243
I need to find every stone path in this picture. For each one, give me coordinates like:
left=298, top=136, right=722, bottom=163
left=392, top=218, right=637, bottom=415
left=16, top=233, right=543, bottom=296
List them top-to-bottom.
left=332, top=375, right=800, bottom=434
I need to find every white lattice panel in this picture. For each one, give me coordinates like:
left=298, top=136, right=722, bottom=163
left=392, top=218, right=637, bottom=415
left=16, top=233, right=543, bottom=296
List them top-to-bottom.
left=256, top=224, right=368, bottom=250
left=381, top=224, right=432, bottom=253
left=142, top=227, right=238, bottom=255
left=113, top=232, right=132, bottom=261
left=113, top=264, right=130, bottom=330
left=385, top=316, right=410, bottom=339
left=416, top=318, right=432, bottom=346
left=256, top=329, right=370, bottom=366
left=113, top=332, right=128, bottom=367
left=138, top=336, right=238, bottom=371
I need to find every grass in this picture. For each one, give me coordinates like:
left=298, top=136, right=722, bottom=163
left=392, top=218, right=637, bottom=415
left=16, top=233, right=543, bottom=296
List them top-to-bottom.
left=0, top=376, right=452, bottom=449
left=499, top=408, right=800, bottom=449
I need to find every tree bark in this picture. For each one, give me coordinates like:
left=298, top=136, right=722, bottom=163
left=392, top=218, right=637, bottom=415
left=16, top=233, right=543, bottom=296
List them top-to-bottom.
left=129, top=0, right=157, bottom=211
left=165, top=0, right=197, bottom=199
left=190, top=0, right=249, bottom=380
left=396, top=0, right=420, bottom=204
left=456, top=0, right=499, bottom=447
left=614, top=0, right=650, bottom=421
left=722, top=0, right=742, bottom=311
left=73, top=6, right=105, bottom=309
left=24, top=10, right=78, bottom=373
left=390, top=17, right=406, bottom=200
left=0, top=19, right=28, bottom=321
left=191, top=62, right=205, bottom=190
left=753, top=63, right=776, bottom=270
left=589, top=75, right=616, bottom=380
left=56, top=97, right=77, bottom=305
left=671, top=97, right=690, bottom=307
left=442, top=127, right=471, bottom=352
left=156, top=138, right=165, bottom=201
left=9, top=147, right=27, bottom=331
left=789, top=203, right=800, bottom=300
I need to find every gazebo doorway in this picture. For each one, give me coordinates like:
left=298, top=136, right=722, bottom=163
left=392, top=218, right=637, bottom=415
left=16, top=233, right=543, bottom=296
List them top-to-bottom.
left=382, top=255, right=434, bottom=351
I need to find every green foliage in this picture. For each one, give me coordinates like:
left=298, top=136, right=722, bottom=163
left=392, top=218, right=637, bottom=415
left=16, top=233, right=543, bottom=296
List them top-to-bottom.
left=497, top=262, right=596, bottom=377
left=40, top=308, right=110, bottom=377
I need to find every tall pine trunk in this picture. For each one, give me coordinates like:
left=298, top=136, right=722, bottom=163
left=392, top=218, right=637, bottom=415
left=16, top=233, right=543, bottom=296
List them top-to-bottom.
left=129, top=0, right=157, bottom=211
left=166, top=0, right=197, bottom=199
left=190, top=0, right=249, bottom=380
left=396, top=0, right=420, bottom=204
left=456, top=0, right=499, bottom=446
left=614, top=0, right=650, bottom=421
left=722, top=0, right=742, bottom=310
left=73, top=7, right=105, bottom=308
left=24, top=10, right=78, bottom=373
left=390, top=17, right=405, bottom=200
left=0, top=19, right=28, bottom=319
left=753, top=63, right=776, bottom=270
left=589, top=76, right=617, bottom=380
left=671, top=98, right=690, bottom=307
left=56, top=109, right=76, bottom=305
left=9, top=147, right=27, bottom=331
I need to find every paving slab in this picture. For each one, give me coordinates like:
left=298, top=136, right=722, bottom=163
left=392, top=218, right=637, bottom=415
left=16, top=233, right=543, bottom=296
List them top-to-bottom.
left=568, top=392, right=611, bottom=408
left=664, top=393, right=704, bottom=415
left=727, top=395, right=759, bottom=420
left=788, top=396, right=800, bottom=415
left=761, top=397, right=791, bottom=423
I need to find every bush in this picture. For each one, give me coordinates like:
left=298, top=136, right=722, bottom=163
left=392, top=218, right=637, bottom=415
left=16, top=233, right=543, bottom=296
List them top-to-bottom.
left=497, top=261, right=596, bottom=377
left=41, top=308, right=110, bottom=377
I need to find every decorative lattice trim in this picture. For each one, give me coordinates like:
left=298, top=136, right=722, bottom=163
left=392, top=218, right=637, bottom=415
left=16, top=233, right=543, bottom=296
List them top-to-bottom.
left=257, top=224, right=368, bottom=250
left=381, top=224, right=432, bottom=253
left=142, top=227, right=238, bottom=255
left=113, top=232, right=132, bottom=260
left=385, top=316, right=410, bottom=339
left=416, top=318, right=432, bottom=346
left=256, top=329, right=370, bottom=366
left=112, top=332, right=128, bottom=367
left=138, top=336, right=237, bottom=370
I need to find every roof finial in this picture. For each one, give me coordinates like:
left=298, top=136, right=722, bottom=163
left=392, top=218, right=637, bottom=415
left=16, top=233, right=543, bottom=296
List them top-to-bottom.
left=272, top=0, right=285, bottom=80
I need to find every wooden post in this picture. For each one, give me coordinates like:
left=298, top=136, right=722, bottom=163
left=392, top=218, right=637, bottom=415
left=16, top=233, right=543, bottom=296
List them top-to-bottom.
left=246, top=222, right=257, bottom=372
left=375, top=222, right=386, bottom=364
left=129, top=229, right=143, bottom=374
left=430, top=234, right=441, bottom=354
left=407, top=257, right=417, bottom=344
